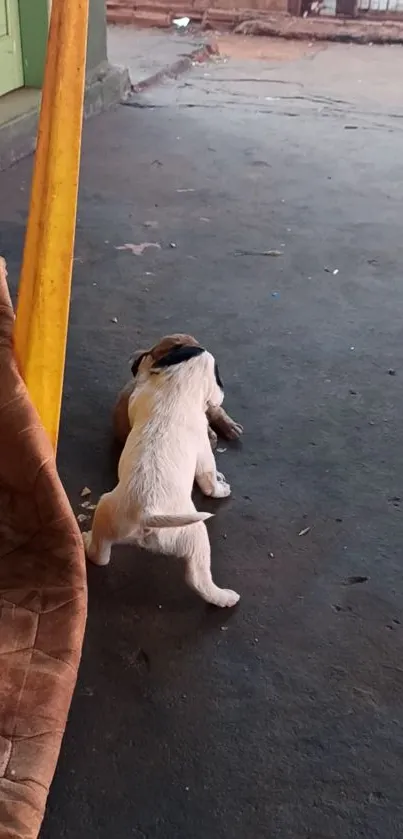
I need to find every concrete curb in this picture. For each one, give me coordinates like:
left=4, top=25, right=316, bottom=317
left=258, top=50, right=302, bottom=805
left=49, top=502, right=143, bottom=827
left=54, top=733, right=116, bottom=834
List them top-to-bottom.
left=130, top=42, right=216, bottom=93
left=85, top=61, right=131, bottom=116
left=0, top=62, right=130, bottom=173
left=0, top=106, right=39, bottom=172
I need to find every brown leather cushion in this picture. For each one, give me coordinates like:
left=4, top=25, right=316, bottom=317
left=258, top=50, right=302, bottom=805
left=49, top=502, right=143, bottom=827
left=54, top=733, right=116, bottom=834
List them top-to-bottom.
left=0, top=266, right=87, bottom=838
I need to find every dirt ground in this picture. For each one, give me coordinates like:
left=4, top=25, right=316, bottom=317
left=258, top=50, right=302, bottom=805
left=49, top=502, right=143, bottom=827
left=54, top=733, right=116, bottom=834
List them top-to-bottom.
left=215, top=33, right=321, bottom=60
left=1, top=36, right=403, bottom=839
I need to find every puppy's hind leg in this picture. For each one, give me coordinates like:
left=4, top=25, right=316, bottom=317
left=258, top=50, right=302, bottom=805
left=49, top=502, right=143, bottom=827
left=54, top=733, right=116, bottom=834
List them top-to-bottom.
left=195, top=443, right=231, bottom=499
left=83, top=491, right=119, bottom=566
left=178, top=523, right=240, bottom=608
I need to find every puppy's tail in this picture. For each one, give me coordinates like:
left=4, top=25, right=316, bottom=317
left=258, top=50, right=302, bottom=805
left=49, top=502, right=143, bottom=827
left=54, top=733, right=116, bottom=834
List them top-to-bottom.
left=143, top=512, right=213, bottom=529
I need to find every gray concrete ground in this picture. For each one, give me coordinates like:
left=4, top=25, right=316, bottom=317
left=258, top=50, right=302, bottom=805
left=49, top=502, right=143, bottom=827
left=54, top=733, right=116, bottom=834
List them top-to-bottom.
left=1, top=37, right=403, bottom=839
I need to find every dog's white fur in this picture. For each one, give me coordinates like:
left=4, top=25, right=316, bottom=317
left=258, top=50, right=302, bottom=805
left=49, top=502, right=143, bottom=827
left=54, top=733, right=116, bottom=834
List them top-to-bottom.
left=83, top=349, right=240, bottom=608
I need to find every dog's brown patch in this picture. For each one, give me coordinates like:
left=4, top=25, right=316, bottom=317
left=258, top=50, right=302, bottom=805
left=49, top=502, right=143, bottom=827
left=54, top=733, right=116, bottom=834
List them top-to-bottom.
left=113, top=333, right=243, bottom=447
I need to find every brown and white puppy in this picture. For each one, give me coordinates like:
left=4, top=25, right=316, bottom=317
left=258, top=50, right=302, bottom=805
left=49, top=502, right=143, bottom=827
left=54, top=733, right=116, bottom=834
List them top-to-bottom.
left=113, top=333, right=243, bottom=451
left=84, top=344, right=240, bottom=608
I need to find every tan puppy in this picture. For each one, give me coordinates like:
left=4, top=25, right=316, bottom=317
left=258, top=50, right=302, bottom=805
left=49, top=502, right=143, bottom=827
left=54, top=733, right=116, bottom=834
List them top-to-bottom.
left=113, top=333, right=243, bottom=450
left=84, top=344, right=240, bottom=608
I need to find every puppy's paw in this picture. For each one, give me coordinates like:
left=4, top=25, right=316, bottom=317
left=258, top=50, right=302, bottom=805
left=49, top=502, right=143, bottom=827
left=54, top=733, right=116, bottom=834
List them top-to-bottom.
left=225, top=419, right=243, bottom=440
left=208, top=428, right=218, bottom=450
left=213, top=479, right=231, bottom=498
left=82, top=531, right=92, bottom=556
left=82, top=531, right=111, bottom=566
left=215, top=588, right=240, bottom=608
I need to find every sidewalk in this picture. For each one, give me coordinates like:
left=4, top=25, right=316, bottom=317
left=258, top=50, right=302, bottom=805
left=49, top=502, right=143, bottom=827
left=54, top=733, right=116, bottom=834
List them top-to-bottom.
left=107, top=6, right=403, bottom=46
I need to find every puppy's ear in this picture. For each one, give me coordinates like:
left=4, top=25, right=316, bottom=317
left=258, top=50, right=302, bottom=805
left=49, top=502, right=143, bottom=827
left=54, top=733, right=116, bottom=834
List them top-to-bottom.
left=153, top=345, right=205, bottom=369
left=131, top=351, right=149, bottom=378
left=214, top=361, right=224, bottom=391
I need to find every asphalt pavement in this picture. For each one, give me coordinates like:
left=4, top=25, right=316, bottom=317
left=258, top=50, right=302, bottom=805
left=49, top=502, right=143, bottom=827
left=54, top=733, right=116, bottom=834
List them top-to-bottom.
left=1, top=38, right=403, bottom=839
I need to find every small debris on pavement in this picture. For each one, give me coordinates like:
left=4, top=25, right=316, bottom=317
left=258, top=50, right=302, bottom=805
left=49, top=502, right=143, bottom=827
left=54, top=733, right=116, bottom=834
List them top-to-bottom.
left=173, top=16, right=190, bottom=27
left=176, top=188, right=194, bottom=193
left=199, top=217, right=210, bottom=223
left=143, top=221, right=158, bottom=229
left=115, top=242, right=161, bottom=256
left=169, top=243, right=177, bottom=249
left=233, top=249, right=283, bottom=257
left=333, top=269, right=339, bottom=275
left=271, top=292, right=280, bottom=299
left=111, top=317, right=118, bottom=324
left=388, top=369, right=396, bottom=376
left=217, top=447, right=227, bottom=453
left=81, top=487, right=91, bottom=498
left=77, top=513, right=89, bottom=524
left=298, top=527, right=311, bottom=537
left=268, top=551, right=275, bottom=558
left=344, top=575, right=369, bottom=586
left=220, top=626, right=229, bottom=631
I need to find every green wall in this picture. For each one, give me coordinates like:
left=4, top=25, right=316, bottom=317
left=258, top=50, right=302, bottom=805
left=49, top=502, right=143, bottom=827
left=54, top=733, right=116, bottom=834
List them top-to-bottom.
left=18, top=0, right=108, bottom=89
left=19, top=0, right=49, bottom=88
left=87, top=0, right=107, bottom=76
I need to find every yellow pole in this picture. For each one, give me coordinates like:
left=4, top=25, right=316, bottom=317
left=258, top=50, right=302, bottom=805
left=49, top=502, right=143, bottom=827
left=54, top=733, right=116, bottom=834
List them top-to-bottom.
left=14, top=0, right=89, bottom=450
